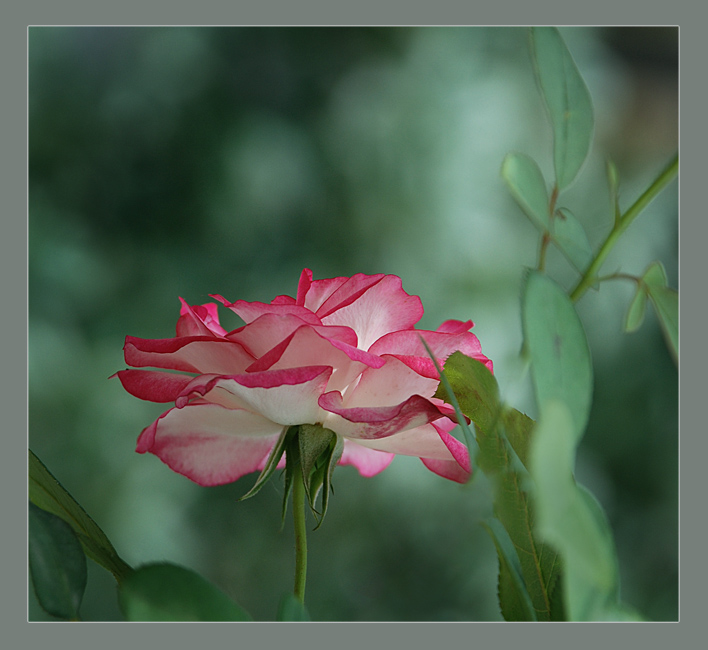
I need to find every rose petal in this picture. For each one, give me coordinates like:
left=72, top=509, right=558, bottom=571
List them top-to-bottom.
left=297, top=268, right=351, bottom=312
left=318, top=274, right=424, bottom=351
left=215, top=295, right=322, bottom=326
left=176, top=299, right=228, bottom=337
left=436, top=319, right=474, bottom=334
left=369, top=329, right=490, bottom=379
left=124, top=335, right=255, bottom=375
left=176, top=366, right=333, bottom=426
left=114, top=369, right=194, bottom=403
left=319, top=390, right=446, bottom=440
left=137, top=403, right=283, bottom=486
left=338, top=441, right=395, bottom=477
left=420, top=457, right=470, bottom=483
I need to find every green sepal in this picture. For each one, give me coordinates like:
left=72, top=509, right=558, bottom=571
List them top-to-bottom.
left=297, top=424, right=343, bottom=528
left=239, top=425, right=295, bottom=502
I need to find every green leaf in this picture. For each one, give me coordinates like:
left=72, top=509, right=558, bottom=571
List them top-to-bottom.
left=530, top=27, right=594, bottom=190
left=501, top=152, right=550, bottom=232
left=606, top=159, right=621, bottom=224
left=552, top=207, right=593, bottom=273
left=522, top=271, right=593, bottom=443
left=624, top=283, right=648, bottom=333
left=648, top=285, right=678, bottom=364
left=434, top=353, right=563, bottom=621
left=529, top=400, right=640, bottom=620
left=28, top=450, right=132, bottom=583
left=29, top=502, right=87, bottom=620
left=482, top=518, right=537, bottom=622
left=118, top=563, right=252, bottom=622
left=277, top=593, right=310, bottom=621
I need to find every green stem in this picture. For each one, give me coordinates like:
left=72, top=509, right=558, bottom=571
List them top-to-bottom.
left=570, top=153, right=678, bottom=303
left=292, top=460, right=308, bottom=604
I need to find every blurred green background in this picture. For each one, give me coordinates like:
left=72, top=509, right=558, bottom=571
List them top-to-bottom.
left=28, top=26, right=678, bottom=621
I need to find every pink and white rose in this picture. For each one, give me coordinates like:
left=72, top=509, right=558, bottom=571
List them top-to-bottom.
left=116, top=269, right=492, bottom=486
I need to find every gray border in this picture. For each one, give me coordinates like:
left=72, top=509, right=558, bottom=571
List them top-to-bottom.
left=10, top=1, right=698, bottom=649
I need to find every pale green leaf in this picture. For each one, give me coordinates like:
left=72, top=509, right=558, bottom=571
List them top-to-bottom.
left=530, top=27, right=594, bottom=190
left=501, top=152, right=550, bottom=232
left=552, top=207, right=593, bottom=273
left=522, top=271, right=593, bottom=443
left=624, top=284, right=648, bottom=333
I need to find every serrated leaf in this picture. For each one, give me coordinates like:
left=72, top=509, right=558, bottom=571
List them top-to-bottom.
left=530, top=27, right=594, bottom=190
left=501, top=152, right=550, bottom=232
left=552, top=207, right=593, bottom=273
left=522, top=271, right=593, bottom=443
left=624, top=284, right=648, bottom=333
left=434, top=352, right=562, bottom=621
left=529, top=400, right=638, bottom=620
left=28, top=450, right=132, bottom=583
left=29, top=502, right=87, bottom=620
left=482, top=518, right=537, bottom=622
left=118, top=563, right=252, bottom=621
left=277, top=593, right=310, bottom=621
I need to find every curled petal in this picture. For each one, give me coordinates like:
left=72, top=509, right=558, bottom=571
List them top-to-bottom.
left=213, top=294, right=321, bottom=326
left=176, top=299, right=228, bottom=337
left=436, top=319, right=474, bottom=334
left=124, top=335, right=255, bottom=375
left=176, top=366, right=333, bottom=426
left=114, top=369, right=194, bottom=403
left=319, top=390, right=447, bottom=440
left=137, top=403, right=282, bottom=486
left=419, top=419, right=471, bottom=483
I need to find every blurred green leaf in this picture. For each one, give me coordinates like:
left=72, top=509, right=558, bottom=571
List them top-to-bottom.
left=530, top=27, right=594, bottom=190
left=501, top=152, right=550, bottom=232
left=606, top=159, right=621, bottom=224
left=552, top=207, right=593, bottom=273
left=522, top=271, right=593, bottom=443
left=624, top=283, right=648, bottom=333
left=647, top=285, right=678, bottom=364
left=434, top=353, right=563, bottom=621
left=530, top=400, right=642, bottom=620
left=28, top=449, right=132, bottom=583
left=29, top=502, right=87, bottom=620
left=482, top=518, right=537, bottom=622
left=118, top=562, right=252, bottom=621
left=277, top=593, right=310, bottom=621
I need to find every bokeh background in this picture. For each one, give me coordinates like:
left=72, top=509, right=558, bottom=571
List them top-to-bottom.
left=28, top=26, right=678, bottom=621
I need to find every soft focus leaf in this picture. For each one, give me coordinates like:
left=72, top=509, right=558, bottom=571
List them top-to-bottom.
left=530, top=27, right=594, bottom=190
left=501, top=152, right=550, bottom=232
left=606, top=159, right=621, bottom=224
left=552, top=207, right=593, bottom=273
left=522, top=271, right=593, bottom=443
left=624, top=283, right=648, bottom=333
left=648, top=285, right=678, bottom=363
left=434, top=353, right=563, bottom=621
left=530, top=400, right=641, bottom=620
left=28, top=450, right=132, bottom=583
left=29, top=502, right=87, bottom=620
left=482, top=518, right=537, bottom=622
left=118, top=563, right=252, bottom=621
left=277, top=593, right=310, bottom=621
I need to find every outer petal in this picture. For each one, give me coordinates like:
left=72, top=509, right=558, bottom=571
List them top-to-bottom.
left=297, top=268, right=351, bottom=312
left=319, top=274, right=424, bottom=351
left=213, top=294, right=321, bottom=326
left=176, top=299, right=228, bottom=337
left=436, top=319, right=474, bottom=334
left=369, top=328, right=491, bottom=379
left=124, top=335, right=255, bottom=375
left=175, top=366, right=333, bottom=426
left=114, top=369, right=194, bottom=403
left=319, top=390, right=447, bottom=441
left=137, top=403, right=283, bottom=486
left=338, top=440, right=395, bottom=477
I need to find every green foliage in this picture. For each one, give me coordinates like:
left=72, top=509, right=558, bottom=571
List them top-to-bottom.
left=530, top=27, right=594, bottom=190
left=501, top=152, right=550, bottom=232
left=552, top=207, right=593, bottom=273
left=623, top=262, right=678, bottom=363
left=522, top=271, right=593, bottom=443
left=435, top=352, right=563, bottom=621
left=529, top=402, right=643, bottom=620
left=28, top=449, right=132, bottom=583
left=29, top=502, right=87, bottom=620
left=118, top=562, right=252, bottom=621
left=277, top=593, right=311, bottom=621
